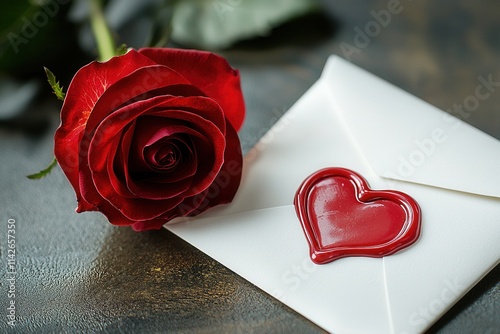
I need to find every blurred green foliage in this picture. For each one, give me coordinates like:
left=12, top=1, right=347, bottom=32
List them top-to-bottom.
left=0, top=0, right=82, bottom=79
left=1, top=0, right=319, bottom=78
left=171, top=0, right=319, bottom=49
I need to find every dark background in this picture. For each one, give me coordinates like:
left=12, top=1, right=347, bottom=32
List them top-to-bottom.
left=1, top=1, right=499, bottom=333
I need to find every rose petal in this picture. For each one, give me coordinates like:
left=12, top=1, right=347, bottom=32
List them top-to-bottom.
left=56, top=48, right=245, bottom=229
left=139, top=48, right=245, bottom=131
left=55, top=50, right=158, bottom=210
left=84, top=65, right=190, bottom=133
left=78, top=71, right=217, bottom=211
left=123, top=83, right=207, bottom=107
left=90, top=95, right=228, bottom=193
left=148, top=95, right=226, bottom=135
left=85, top=96, right=187, bottom=220
left=86, top=96, right=227, bottom=220
left=132, top=111, right=226, bottom=195
left=131, top=115, right=211, bottom=167
left=123, top=116, right=224, bottom=199
left=128, top=118, right=198, bottom=181
left=165, top=119, right=243, bottom=221
left=203, top=119, right=243, bottom=205
left=93, top=120, right=242, bottom=227
left=120, top=122, right=194, bottom=202
left=108, top=123, right=137, bottom=198
left=105, top=125, right=187, bottom=220
left=136, top=136, right=198, bottom=183
left=144, top=138, right=185, bottom=170
left=96, top=197, right=169, bottom=231
left=131, top=218, right=168, bottom=231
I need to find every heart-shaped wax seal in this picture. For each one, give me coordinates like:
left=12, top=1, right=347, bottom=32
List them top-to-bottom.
left=294, top=168, right=421, bottom=264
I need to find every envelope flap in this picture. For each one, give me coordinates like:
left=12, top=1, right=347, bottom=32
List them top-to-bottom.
left=322, top=56, right=500, bottom=198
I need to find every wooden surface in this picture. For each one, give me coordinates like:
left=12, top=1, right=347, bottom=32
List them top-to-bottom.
left=1, top=1, right=499, bottom=333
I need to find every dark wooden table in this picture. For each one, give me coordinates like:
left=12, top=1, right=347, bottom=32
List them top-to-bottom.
left=1, top=1, right=499, bottom=333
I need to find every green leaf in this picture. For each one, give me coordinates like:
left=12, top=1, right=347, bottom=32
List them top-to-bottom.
left=170, top=0, right=319, bottom=50
left=116, top=43, right=129, bottom=56
left=44, top=67, right=65, bottom=101
left=27, top=157, right=58, bottom=180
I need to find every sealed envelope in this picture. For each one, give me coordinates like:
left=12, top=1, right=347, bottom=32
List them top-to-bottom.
left=165, top=56, right=500, bottom=334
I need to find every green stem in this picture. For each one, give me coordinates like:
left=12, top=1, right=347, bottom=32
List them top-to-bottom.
left=89, top=0, right=116, bottom=62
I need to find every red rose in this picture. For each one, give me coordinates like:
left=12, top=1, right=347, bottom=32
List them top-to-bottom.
left=54, top=48, right=245, bottom=231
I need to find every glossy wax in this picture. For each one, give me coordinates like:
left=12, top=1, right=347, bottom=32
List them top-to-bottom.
left=294, top=168, right=421, bottom=264
left=309, top=176, right=406, bottom=249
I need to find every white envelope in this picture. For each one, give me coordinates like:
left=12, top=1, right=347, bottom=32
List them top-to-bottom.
left=165, top=55, right=500, bottom=334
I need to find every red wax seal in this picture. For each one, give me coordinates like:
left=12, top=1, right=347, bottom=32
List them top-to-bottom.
left=294, top=168, right=421, bottom=264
